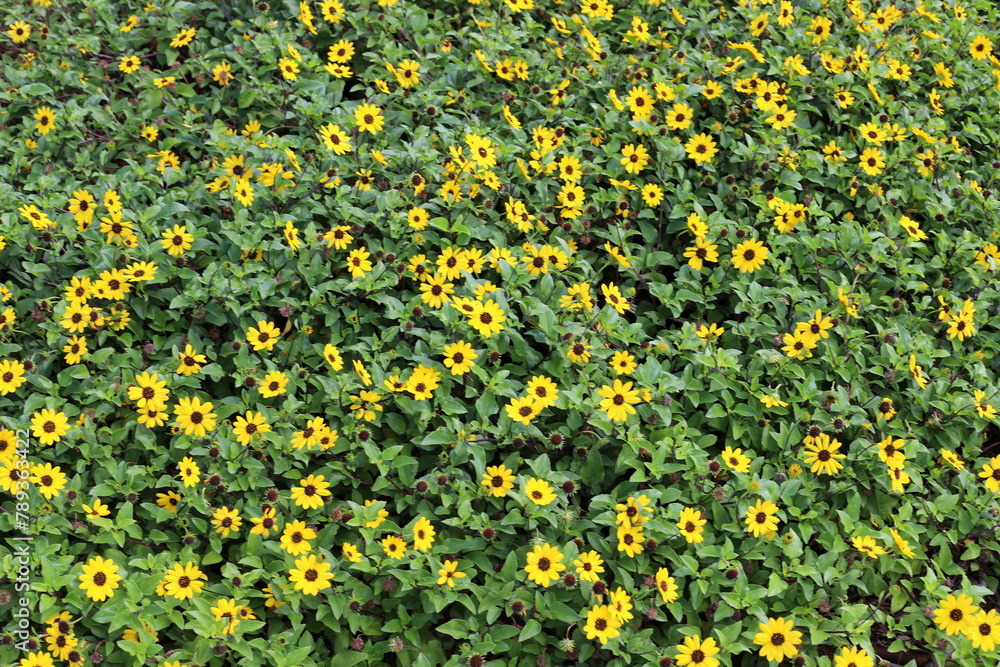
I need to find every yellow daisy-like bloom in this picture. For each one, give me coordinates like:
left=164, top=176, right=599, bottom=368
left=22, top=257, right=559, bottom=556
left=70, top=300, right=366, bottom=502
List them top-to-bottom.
left=8, top=21, right=31, bottom=42
left=170, top=27, right=196, bottom=48
left=969, top=35, right=993, bottom=61
left=119, top=55, right=142, bottom=73
left=212, top=61, right=234, bottom=86
left=355, top=103, right=385, bottom=134
left=33, top=106, right=56, bottom=135
left=685, top=133, right=719, bottom=164
left=619, top=144, right=649, bottom=174
left=858, top=147, right=885, bottom=175
left=161, top=224, right=194, bottom=256
left=684, top=238, right=719, bottom=271
left=731, top=239, right=770, bottom=273
left=346, top=247, right=373, bottom=278
left=467, top=299, right=506, bottom=338
left=246, top=320, right=281, bottom=351
left=696, top=323, right=725, bottom=341
left=442, top=340, right=477, bottom=375
left=176, top=344, right=207, bottom=376
left=0, top=359, right=26, bottom=396
left=259, top=370, right=289, bottom=398
left=127, top=371, right=169, bottom=410
left=525, top=375, right=559, bottom=408
left=597, top=379, right=642, bottom=422
left=349, top=389, right=383, bottom=421
left=173, top=396, right=217, bottom=437
left=506, top=396, right=543, bottom=425
left=875, top=398, right=896, bottom=422
left=30, top=409, right=70, bottom=445
left=231, top=411, right=270, bottom=445
left=802, top=433, right=846, bottom=475
left=875, top=436, right=906, bottom=467
left=720, top=446, right=751, bottom=473
left=941, top=449, right=964, bottom=470
left=978, top=455, right=1000, bottom=493
left=177, top=456, right=200, bottom=488
left=28, top=462, right=67, bottom=499
left=481, top=464, right=515, bottom=497
left=290, top=474, right=332, bottom=510
left=523, top=477, right=557, bottom=505
left=156, top=490, right=182, bottom=513
left=82, top=497, right=111, bottom=519
left=361, top=499, right=388, bottom=528
left=745, top=499, right=780, bottom=537
left=211, top=506, right=242, bottom=538
left=249, top=507, right=278, bottom=536
left=676, top=507, right=708, bottom=543
left=412, top=517, right=435, bottom=551
left=280, top=520, right=317, bottom=556
left=616, top=523, right=644, bottom=557
left=889, top=528, right=916, bottom=558
left=381, top=535, right=407, bottom=559
left=850, top=535, right=886, bottom=559
left=342, top=542, right=363, bottom=563
left=524, top=543, right=565, bottom=587
left=573, top=550, right=604, bottom=583
left=288, top=554, right=334, bottom=595
left=78, top=556, right=122, bottom=601
left=437, top=560, right=467, bottom=588
left=160, top=562, right=207, bottom=600
left=656, top=567, right=679, bottom=603
left=933, top=593, right=978, bottom=636
left=583, top=605, right=621, bottom=645
left=965, top=609, right=1000, bottom=651
left=753, top=616, right=802, bottom=663
left=674, top=634, right=721, bottom=667
left=832, top=646, right=874, bottom=667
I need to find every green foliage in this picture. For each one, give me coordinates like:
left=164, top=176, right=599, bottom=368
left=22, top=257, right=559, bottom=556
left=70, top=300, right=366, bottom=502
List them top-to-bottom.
left=2, top=0, right=1000, bottom=666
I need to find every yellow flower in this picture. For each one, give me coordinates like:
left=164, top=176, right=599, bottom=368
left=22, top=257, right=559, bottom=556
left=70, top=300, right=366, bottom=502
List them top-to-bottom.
left=523, top=478, right=556, bottom=505
left=524, top=543, right=565, bottom=586
left=437, top=560, right=467, bottom=587
left=753, top=617, right=802, bottom=663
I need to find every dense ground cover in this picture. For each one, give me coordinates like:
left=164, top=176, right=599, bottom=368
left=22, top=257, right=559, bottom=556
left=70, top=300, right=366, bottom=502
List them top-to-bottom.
left=2, top=0, right=1000, bottom=665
